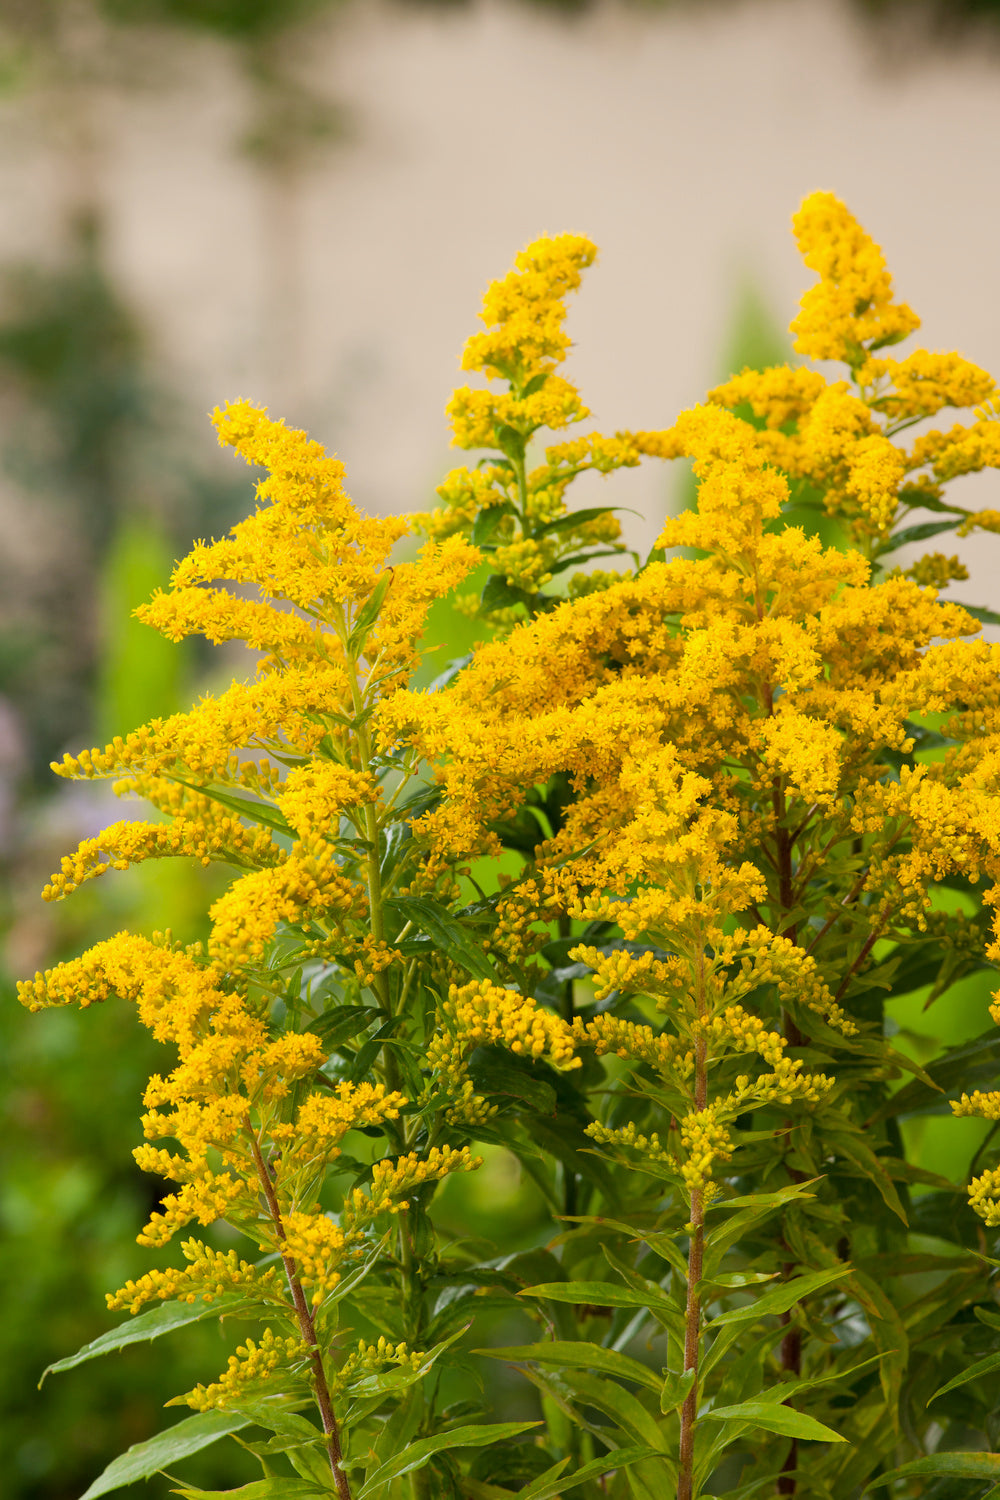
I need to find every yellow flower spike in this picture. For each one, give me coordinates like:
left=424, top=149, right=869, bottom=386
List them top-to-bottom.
left=790, top=190, right=920, bottom=364
left=460, top=233, right=597, bottom=385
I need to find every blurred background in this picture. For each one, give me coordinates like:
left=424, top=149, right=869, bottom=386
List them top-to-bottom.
left=3, top=0, right=1000, bottom=1494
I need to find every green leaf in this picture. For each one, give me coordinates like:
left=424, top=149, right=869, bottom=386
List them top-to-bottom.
left=494, top=424, right=527, bottom=462
left=471, top=502, right=516, bottom=546
left=533, top=506, right=620, bottom=539
left=878, top=519, right=960, bottom=554
left=545, top=548, right=630, bottom=579
left=349, top=569, right=394, bottom=648
left=480, top=573, right=533, bottom=614
left=960, top=602, right=1000, bottom=627
left=168, top=777, right=294, bottom=839
left=386, top=895, right=497, bottom=983
left=311, top=1004, right=378, bottom=1049
left=348, top=1016, right=403, bottom=1083
left=869, top=1027, right=1000, bottom=1123
left=467, top=1046, right=557, bottom=1114
left=826, top=1132, right=908, bottom=1224
left=708, top=1266, right=849, bottom=1328
left=519, top=1281, right=672, bottom=1319
left=42, top=1295, right=254, bottom=1383
left=478, top=1340, right=662, bottom=1393
left=928, top=1347, right=1000, bottom=1404
left=551, top=1368, right=665, bottom=1451
left=660, top=1369, right=695, bottom=1413
left=201, top=1401, right=317, bottom=1445
left=702, top=1402, right=846, bottom=1443
left=79, top=1412, right=253, bottom=1499
left=356, top=1422, right=541, bottom=1498
left=517, top=1447, right=661, bottom=1500
left=866, top=1454, right=1000, bottom=1490
left=171, top=1482, right=325, bottom=1500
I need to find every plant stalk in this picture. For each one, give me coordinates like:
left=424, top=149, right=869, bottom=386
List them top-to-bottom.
left=248, top=1124, right=352, bottom=1500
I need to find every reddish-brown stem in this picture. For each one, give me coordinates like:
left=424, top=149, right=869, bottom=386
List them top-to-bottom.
left=833, top=925, right=884, bottom=1004
left=247, top=1124, right=352, bottom=1500
left=777, top=1259, right=803, bottom=1495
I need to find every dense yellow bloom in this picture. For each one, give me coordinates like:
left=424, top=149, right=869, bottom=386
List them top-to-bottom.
left=790, top=191, right=920, bottom=363
left=460, top=233, right=597, bottom=384
left=859, top=350, right=995, bottom=421
left=708, top=365, right=828, bottom=428
left=905, top=552, right=969, bottom=589
left=43, top=805, right=283, bottom=901
left=207, top=844, right=366, bottom=967
left=18, top=932, right=225, bottom=1050
left=427, top=979, right=580, bottom=1085
left=342, top=1145, right=480, bottom=1229
left=281, top=1211, right=352, bottom=1305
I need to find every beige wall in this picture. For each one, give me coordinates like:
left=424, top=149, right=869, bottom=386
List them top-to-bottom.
left=1, top=0, right=998, bottom=591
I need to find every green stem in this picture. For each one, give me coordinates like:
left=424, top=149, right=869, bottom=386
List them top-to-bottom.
left=679, top=949, right=709, bottom=1500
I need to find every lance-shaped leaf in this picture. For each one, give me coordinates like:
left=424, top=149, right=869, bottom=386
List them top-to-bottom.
left=875, top=519, right=962, bottom=555
left=348, top=568, right=394, bottom=649
left=168, top=776, right=294, bottom=839
left=388, top=894, right=497, bottom=983
left=708, top=1265, right=849, bottom=1329
left=519, top=1280, right=674, bottom=1323
left=41, top=1294, right=254, bottom=1383
left=477, top=1339, right=662, bottom=1393
left=928, top=1347, right=1000, bottom=1405
left=660, top=1368, right=696, bottom=1414
left=701, top=1401, right=846, bottom=1442
left=80, top=1412, right=253, bottom=1499
left=356, top=1421, right=542, bottom=1498
left=517, top=1446, right=663, bottom=1500
left=866, top=1454, right=1000, bottom=1490
left=171, top=1482, right=325, bottom=1500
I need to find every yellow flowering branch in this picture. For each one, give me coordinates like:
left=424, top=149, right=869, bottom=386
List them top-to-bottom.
left=245, top=1120, right=352, bottom=1500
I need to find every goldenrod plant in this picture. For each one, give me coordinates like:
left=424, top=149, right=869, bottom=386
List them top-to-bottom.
left=18, top=193, right=1000, bottom=1498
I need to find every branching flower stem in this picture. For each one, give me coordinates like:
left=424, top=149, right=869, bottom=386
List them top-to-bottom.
left=679, top=954, right=709, bottom=1500
left=247, top=1122, right=352, bottom=1500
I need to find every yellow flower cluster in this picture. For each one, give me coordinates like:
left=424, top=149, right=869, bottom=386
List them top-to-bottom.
left=789, top=190, right=920, bottom=363
left=459, top=232, right=597, bottom=384
left=905, top=552, right=969, bottom=589
left=276, top=761, right=380, bottom=838
left=43, top=806, right=283, bottom=901
left=207, top=844, right=366, bottom=968
left=18, top=932, right=224, bottom=1049
left=567, top=944, right=673, bottom=1003
left=427, top=979, right=580, bottom=1090
left=698, top=1006, right=787, bottom=1068
left=573, top=1012, right=689, bottom=1077
left=269, top=1083, right=405, bottom=1170
left=680, top=1107, right=734, bottom=1195
left=342, top=1145, right=480, bottom=1230
left=966, top=1167, right=1000, bottom=1228
left=281, top=1211, right=351, bottom=1306
left=108, top=1240, right=281, bottom=1315
left=180, top=1327, right=310, bottom=1412
left=331, top=1337, right=425, bottom=1394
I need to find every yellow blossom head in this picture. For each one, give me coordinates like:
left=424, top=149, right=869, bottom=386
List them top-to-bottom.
left=790, top=191, right=920, bottom=365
